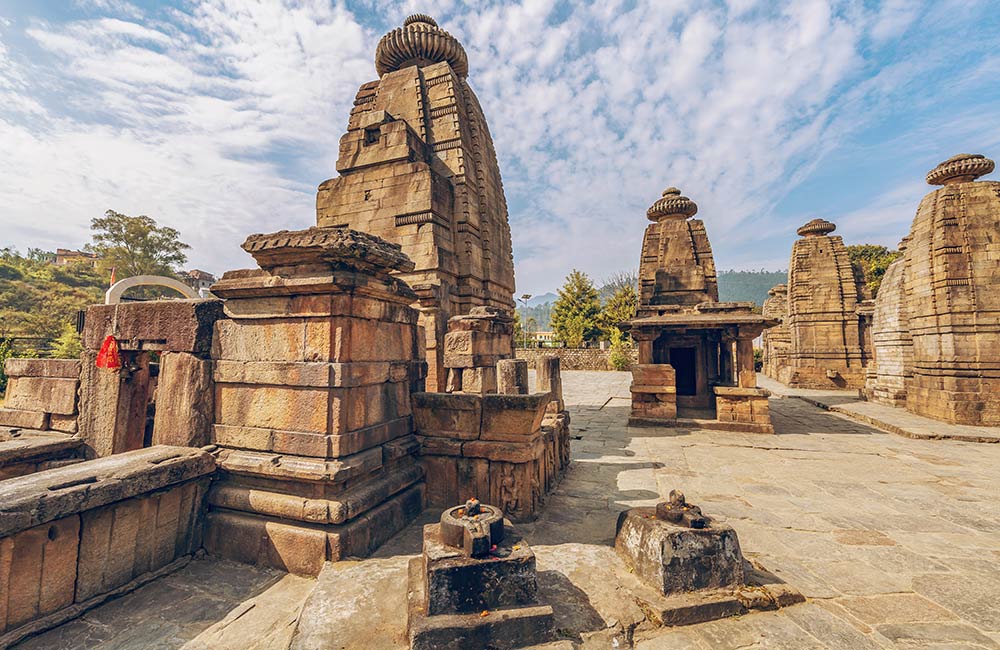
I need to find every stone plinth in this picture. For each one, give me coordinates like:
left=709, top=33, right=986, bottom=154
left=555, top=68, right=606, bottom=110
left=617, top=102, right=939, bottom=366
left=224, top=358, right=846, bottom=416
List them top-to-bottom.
left=316, top=15, right=516, bottom=391
left=903, top=154, right=1000, bottom=425
left=783, top=219, right=869, bottom=389
left=204, top=227, right=426, bottom=575
left=0, top=359, right=80, bottom=434
left=628, top=363, right=677, bottom=425
left=714, top=387, right=773, bottom=434
left=412, top=391, right=561, bottom=521
left=615, top=505, right=745, bottom=596
left=408, top=519, right=554, bottom=650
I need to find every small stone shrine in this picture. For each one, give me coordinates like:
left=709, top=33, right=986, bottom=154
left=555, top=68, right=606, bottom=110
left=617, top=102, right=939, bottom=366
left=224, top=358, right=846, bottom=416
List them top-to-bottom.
left=315, top=14, right=517, bottom=391
left=902, top=154, right=1000, bottom=424
left=625, top=188, right=775, bottom=433
left=783, top=218, right=870, bottom=389
left=203, top=227, right=427, bottom=575
left=443, top=306, right=515, bottom=394
left=407, top=499, right=554, bottom=650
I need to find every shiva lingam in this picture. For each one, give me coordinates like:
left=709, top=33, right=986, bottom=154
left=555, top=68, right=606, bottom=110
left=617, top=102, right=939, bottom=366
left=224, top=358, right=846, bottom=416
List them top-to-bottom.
left=615, top=488, right=746, bottom=596
left=655, top=489, right=707, bottom=528
left=407, top=498, right=555, bottom=649
left=439, top=498, right=505, bottom=557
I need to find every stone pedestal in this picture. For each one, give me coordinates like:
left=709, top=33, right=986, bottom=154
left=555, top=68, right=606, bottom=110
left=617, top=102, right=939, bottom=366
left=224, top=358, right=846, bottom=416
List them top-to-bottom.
left=204, top=227, right=426, bottom=575
left=443, top=307, right=514, bottom=395
left=497, top=359, right=529, bottom=395
left=628, top=363, right=677, bottom=425
left=713, top=387, right=773, bottom=434
left=615, top=499, right=745, bottom=595
left=407, top=518, right=553, bottom=650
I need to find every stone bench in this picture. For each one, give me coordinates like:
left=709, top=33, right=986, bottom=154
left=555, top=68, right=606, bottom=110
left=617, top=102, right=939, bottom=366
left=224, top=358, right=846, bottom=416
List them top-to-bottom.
left=0, top=445, right=216, bottom=647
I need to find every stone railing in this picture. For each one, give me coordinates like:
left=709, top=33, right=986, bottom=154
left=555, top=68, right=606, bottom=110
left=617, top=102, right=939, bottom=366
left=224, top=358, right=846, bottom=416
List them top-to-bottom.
left=515, top=347, right=637, bottom=371
left=0, top=446, right=215, bottom=647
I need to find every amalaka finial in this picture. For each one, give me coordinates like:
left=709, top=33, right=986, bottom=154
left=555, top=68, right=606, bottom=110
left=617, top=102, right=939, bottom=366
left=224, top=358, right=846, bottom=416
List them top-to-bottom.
left=375, top=14, right=469, bottom=78
left=926, top=153, right=994, bottom=186
left=647, top=186, right=697, bottom=221
left=796, top=218, right=836, bottom=237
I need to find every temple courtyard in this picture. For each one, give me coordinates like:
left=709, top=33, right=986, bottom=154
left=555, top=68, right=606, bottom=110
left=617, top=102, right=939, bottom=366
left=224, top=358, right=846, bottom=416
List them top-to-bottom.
left=13, top=371, right=1000, bottom=650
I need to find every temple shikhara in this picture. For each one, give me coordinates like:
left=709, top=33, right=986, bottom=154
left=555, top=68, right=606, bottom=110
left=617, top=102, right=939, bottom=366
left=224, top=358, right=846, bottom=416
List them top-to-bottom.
left=0, top=10, right=999, bottom=650
left=316, top=14, right=515, bottom=392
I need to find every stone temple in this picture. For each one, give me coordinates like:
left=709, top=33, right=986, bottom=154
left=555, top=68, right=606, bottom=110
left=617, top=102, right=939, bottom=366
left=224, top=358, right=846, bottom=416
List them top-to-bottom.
left=315, top=14, right=515, bottom=391
left=899, top=154, right=1000, bottom=424
left=625, top=188, right=775, bottom=433
left=780, top=218, right=870, bottom=389
left=863, top=238, right=912, bottom=407
left=760, top=283, right=789, bottom=381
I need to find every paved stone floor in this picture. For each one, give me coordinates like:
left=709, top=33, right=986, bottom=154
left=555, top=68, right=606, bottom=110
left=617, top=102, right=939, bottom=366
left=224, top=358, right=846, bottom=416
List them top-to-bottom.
left=16, top=371, right=1000, bottom=649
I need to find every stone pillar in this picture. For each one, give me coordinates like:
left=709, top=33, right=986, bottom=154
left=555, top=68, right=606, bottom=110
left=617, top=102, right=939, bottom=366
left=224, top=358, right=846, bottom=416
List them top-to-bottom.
left=736, top=336, right=756, bottom=388
left=151, top=352, right=213, bottom=448
left=535, top=355, right=563, bottom=412
left=497, top=359, right=529, bottom=395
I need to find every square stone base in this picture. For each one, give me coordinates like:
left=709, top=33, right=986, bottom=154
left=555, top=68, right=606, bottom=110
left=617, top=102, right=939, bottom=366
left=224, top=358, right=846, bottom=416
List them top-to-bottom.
left=615, top=508, right=746, bottom=595
left=407, top=557, right=555, bottom=650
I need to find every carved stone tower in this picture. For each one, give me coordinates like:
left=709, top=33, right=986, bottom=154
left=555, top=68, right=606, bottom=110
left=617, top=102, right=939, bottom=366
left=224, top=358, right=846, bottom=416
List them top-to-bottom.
left=315, top=15, right=516, bottom=390
left=903, top=154, right=1000, bottom=424
left=637, top=188, right=719, bottom=312
left=784, top=218, right=869, bottom=389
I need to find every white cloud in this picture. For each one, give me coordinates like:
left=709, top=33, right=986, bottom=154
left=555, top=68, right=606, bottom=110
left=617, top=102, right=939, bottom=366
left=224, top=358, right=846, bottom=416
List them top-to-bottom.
left=0, top=0, right=998, bottom=296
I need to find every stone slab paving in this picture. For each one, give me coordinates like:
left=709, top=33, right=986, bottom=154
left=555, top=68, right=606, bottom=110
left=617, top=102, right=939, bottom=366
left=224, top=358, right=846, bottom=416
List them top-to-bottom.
left=16, top=370, right=1000, bottom=649
left=758, top=374, right=1000, bottom=443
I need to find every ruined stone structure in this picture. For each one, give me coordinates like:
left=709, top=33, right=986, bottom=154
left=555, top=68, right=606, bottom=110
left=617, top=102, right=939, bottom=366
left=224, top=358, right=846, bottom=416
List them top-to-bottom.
left=316, top=14, right=516, bottom=391
left=902, top=154, right=1000, bottom=424
left=626, top=188, right=775, bottom=433
left=783, top=218, right=870, bottom=389
left=203, top=227, right=427, bottom=575
left=863, top=239, right=912, bottom=407
left=761, top=284, right=789, bottom=380
left=442, top=306, right=514, bottom=394
left=0, top=359, right=81, bottom=434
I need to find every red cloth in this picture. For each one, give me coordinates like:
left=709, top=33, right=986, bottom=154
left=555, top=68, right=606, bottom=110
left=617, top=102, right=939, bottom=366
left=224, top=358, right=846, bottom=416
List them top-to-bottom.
left=96, top=335, right=121, bottom=370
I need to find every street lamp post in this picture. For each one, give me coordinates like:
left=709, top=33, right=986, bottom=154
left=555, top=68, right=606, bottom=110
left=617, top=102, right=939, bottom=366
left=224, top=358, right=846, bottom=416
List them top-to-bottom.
left=519, top=293, right=532, bottom=349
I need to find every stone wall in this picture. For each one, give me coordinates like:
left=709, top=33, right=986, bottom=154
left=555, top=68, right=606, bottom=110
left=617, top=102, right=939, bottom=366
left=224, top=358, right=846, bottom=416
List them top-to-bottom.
left=515, top=347, right=636, bottom=371
left=0, top=358, right=81, bottom=433
left=0, top=431, right=84, bottom=480
left=0, top=446, right=214, bottom=647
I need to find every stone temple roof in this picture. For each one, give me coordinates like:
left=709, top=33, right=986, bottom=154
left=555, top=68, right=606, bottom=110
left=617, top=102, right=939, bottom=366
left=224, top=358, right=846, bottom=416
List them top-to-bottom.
left=375, top=14, right=469, bottom=78
left=926, top=153, right=995, bottom=185
left=646, top=187, right=698, bottom=221
left=796, top=218, right=836, bottom=237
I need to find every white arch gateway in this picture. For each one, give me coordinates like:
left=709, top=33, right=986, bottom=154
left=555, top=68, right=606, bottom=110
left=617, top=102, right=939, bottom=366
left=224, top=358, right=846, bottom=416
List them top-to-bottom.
left=104, top=275, right=197, bottom=304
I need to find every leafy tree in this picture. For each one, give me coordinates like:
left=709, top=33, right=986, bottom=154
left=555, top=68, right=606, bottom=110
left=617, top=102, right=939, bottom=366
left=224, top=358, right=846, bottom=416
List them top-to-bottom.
left=87, top=210, right=190, bottom=278
left=846, top=245, right=901, bottom=298
left=551, top=270, right=601, bottom=347
left=597, top=270, right=638, bottom=303
left=598, top=283, right=638, bottom=339
left=50, top=322, right=83, bottom=359
left=607, top=328, right=635, bottom=371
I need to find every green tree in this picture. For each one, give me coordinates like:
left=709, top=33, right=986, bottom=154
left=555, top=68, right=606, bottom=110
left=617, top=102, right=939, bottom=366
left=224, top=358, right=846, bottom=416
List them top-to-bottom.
left=87, top=210, right=190, bottom=278
left=846, top=244, right=901, bottom=298
left=551, top=270, right=601, bottom=347
left=598, top=283, right=638, bottom=339
left=50, top=322, right=83, bottom=359
left=607, top=328, right=635, bottom=371
left=0, top=338, right=12, bottom=394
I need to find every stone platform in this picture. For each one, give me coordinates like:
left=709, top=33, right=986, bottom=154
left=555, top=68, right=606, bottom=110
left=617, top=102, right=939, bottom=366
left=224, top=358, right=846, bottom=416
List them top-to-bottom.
left=16, top=371, right=1000, bottom=649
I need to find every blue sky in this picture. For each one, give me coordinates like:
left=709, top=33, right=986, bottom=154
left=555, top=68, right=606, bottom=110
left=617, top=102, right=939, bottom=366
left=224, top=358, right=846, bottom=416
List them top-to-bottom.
left=1, top=0, right=998, bottom=295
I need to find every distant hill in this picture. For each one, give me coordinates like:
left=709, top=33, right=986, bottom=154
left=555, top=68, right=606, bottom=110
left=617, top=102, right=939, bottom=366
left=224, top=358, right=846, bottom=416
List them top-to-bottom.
left=717, top=270, right=787, bottom=306
left=525, top=292, right=556, bottom=307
